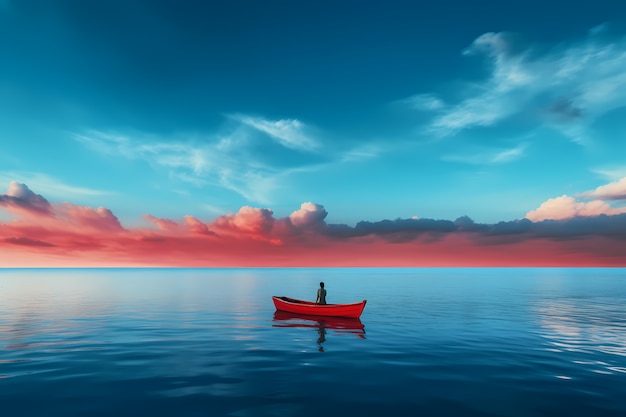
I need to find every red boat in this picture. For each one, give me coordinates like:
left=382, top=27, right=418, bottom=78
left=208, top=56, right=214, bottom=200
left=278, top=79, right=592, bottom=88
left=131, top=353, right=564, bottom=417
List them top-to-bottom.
left=272, top=296, right=367, bottom=319
left=273, top=311, right=365, bottom=332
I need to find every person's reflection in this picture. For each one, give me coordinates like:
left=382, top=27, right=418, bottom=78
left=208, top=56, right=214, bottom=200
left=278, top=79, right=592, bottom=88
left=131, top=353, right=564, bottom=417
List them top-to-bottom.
left=272, top=311, right=365, bottom=352
left=316, top=321, right=327, bottom=352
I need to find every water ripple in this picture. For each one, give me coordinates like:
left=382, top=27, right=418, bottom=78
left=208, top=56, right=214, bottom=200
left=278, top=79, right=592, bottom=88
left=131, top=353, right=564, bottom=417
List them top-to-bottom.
left=1, top=268, right=626, bottom=416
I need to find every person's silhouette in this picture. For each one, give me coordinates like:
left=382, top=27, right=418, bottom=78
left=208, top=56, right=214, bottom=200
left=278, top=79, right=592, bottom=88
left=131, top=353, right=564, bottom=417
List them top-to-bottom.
left=316, top=282, right=327, bottom=305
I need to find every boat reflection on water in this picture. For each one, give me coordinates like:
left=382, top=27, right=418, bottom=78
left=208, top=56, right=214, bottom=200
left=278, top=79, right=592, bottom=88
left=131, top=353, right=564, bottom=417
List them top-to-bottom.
left=272, top=311, right=366, bottom=352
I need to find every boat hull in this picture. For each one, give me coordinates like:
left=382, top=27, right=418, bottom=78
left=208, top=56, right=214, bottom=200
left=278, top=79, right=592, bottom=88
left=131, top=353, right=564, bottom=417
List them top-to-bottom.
left=272, top=296, right=367, bottom=319
left=273, top=311, right=365, bottom=332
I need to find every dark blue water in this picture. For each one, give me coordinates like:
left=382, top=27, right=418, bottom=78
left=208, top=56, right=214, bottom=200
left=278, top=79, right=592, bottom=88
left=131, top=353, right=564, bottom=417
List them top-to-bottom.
left=1, top=268, right=626, bottom=416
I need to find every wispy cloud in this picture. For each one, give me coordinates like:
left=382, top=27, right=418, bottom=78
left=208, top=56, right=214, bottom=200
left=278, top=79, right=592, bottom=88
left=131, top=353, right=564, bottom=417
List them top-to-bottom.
left=405, top=27, right=626, bottom=144
left=398, top=94, right=446, bottom=111
left=72, top=114, right=379, bottom=204
left=233, top=115, right=320, bottom=152
left=73, top=130, right=281, bottom=204
left=71, top=132, right=132, bottom=157
left=442, top=143, right=527, bottom=164
left=338, top=144, right=380, bottom=162
left=491, top=144, right=527, bottom=163
left=593, top=167, right=626, bottom=181
left=0, top=172, right=110, bottom=200
left=5, top=237, right=55, bottom=247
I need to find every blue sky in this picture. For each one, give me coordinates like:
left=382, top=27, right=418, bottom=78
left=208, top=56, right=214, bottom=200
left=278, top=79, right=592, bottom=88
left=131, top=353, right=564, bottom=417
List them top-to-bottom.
left=2, top=0, right=626, bottom=229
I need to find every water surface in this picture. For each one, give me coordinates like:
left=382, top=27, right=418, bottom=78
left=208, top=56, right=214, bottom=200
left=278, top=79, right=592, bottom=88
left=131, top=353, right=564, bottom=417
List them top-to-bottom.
left=1, top=268, right=625, bottom=416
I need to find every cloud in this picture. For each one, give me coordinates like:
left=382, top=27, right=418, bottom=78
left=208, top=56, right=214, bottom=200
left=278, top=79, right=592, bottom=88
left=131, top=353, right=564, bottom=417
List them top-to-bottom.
left=409, top=28, right=626, bottom=144
left=428, top=32, right=533, bottom=135
left=399, top=94, right=446, bottom=111
left=547, top=98, right=583, bottom=122
left=235, top=115, right=320, bottom=152
left=73, top=119, right=378, bottom=206
left=72, top=128, right=317, bottom=205
left=72, top=130, right=281, bottom=204
left=72, top=131, right=134, bottom=157
left=73, top=132, right=213, bottom=175
left=442, top=143, right=527, bottom=164
left=491, top=143, right=528, bottom=163
left=338, top=144, right=380, bottom=162
left=593, top=167, right=626, bottom=181
left=0, top=172, right=110, bottom=200
left=524, top=177, right=626, bottom=222
left=580, top=177, right=626, bottom=200
left=0, top=181, right=52, bottom=215
left=0, top=181, right=126, bottom=235
left=3, top=182, right=626, bottom=267
left=525, top=195, right=626, bottom=222
left=289, top=202, right=327, bottom=228
left=58, top=203, right=125, bottom=232
left=214, top=206, right=276, bottom=236
left=144, top=214, right=180, bottom=232
left=530, top=214, right=626, bottom=242
left=183, top=215, right=214, bottom=235
left=324, top=217, right=461, bottom=244
left=5, top=237, right=55, bottom=247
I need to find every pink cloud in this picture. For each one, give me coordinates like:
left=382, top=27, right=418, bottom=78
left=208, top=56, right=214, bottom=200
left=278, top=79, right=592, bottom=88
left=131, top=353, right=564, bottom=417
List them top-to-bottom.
left=581, top=177, right=626, bottom=201
left=0, top=181, right=52, bottom=216
left=2, top=181, right=626, bottom=267
left=525, top=195, right=626, bottom=221
left=58, top=203, right=125, bottom=232
left=214, top=206, right=275, bottom=235
left=144, top=214, right=180, bottom=232
left=183, top=215, right=213, bottom=235
left=4, top=236, right=55, bottom=247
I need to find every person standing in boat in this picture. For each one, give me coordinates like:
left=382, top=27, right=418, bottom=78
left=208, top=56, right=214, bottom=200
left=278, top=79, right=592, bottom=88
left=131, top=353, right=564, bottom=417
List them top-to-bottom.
left=316, top=282, right=327, bottom=305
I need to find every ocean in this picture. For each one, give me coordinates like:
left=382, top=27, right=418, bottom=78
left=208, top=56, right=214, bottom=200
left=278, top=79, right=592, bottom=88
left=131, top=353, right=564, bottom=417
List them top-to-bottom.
left=1, top=267, right=625, bottom=416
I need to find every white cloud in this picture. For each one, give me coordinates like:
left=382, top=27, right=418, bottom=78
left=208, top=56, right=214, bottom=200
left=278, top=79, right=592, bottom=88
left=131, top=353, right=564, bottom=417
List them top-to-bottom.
left=412, top=29, right=626, bottom=143
left=463, top=32, right=513, bottom=58
left=400, top=94, right=445, bottom=111
left=432, top=96, right=515, bottom=133
left=74, top=112, right=380, bottom=205
left=234, top=115, right=320, bottom=152
left=73, top=130, right=283, bottom=204
left=71, top=131, right=132, bottom=157
left=137, top=142, right=213, bottom=175
left=442, top=143, right=527, bottom=165
left=339, top=144, right=380, bottom=162
left=491, top=144, right=527, bottom=163
left=593, top=167, right=626, bottom=181
left=216, top=168, right=279, bottom=204
left=0, top=172, right=110, bottom=200
left=527, top=175, right=626, bottom=221
left=580, top=177, right=626, bottom=201
left=525, top=195, right=626, bottom=221
left=289, top=202, right=327, bottom=227
left=202, top=203, right=228, bottom=215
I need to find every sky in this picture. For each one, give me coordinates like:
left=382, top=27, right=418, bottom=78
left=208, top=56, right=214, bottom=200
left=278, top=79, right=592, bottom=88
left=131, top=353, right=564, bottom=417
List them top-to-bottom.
left=1, top=0, right=626, bottom=267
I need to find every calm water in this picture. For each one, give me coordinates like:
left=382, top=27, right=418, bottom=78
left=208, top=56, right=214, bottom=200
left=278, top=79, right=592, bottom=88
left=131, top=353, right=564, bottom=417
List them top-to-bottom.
left=1, top=268, right=626, bottom=416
